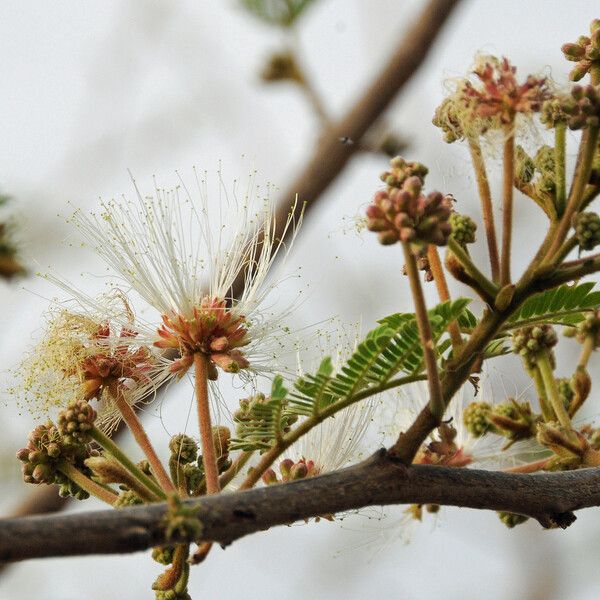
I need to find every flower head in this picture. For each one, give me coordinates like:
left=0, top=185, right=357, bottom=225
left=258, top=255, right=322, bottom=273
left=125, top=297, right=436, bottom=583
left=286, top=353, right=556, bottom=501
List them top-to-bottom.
left=463, top=56, right=550, bottom=124
left=70, top=169, right=302, bottom=381
left=12, top=290, right=169, bottom=432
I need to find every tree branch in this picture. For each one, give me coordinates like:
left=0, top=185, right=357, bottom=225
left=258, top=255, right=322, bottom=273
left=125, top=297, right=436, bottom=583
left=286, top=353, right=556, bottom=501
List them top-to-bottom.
left=5, top=450, right=600, bottom=563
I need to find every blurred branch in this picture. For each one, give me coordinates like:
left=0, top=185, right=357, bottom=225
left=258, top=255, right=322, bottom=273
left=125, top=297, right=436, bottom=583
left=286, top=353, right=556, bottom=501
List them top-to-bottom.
left=1, top=0, right=462, bottom=552
left=235, top=0, right=462, bottom=294
left=4, top=449, right=600, bottom=562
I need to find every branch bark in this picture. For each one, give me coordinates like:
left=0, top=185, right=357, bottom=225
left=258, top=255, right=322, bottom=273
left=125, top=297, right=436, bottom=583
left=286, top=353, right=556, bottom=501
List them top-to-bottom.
left=4, top=450, right=600, bottom=563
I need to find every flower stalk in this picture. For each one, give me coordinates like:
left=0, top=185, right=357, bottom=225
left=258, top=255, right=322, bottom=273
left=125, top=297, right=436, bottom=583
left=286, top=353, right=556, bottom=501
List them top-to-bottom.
left=501, top=126, right=515, bottom=286
left=467, top=137, right=500, bottom=281
left=402, top=242, right=444, bottom=419
left=427, top=245, right=462, bottom=349
left=194, top=353, right=220, bottom=495
left=536, top=353, right=571, bottom=428
left=109, top=385, right=175, bottom=494
left=89, top=427, right=166, bottom=501
left=56, top=462, right=117, bottom=506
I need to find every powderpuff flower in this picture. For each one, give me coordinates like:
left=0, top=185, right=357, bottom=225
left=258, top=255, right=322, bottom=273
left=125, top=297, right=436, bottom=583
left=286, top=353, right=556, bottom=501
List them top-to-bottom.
left=70, top=169, right=303, bottom=382
left=11, top=289, right=171, bottom=432
left=277, top=327, right=378, bottom=479
left=384, top=377, right=547, bottom=470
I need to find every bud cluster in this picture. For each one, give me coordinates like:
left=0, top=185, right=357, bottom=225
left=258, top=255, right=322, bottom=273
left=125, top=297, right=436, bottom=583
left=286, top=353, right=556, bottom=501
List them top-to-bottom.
left=561, top=20, right=600, bottom=82
left=463, top=56, right=549, bottom=124
left=561, top=85, right=600, bottom=130
left=540, top=96, right=571, bottom=128
left=514, top=145, right=556, bottom=200
left=379, top=156, right=428, bottom=188
left=366, top=175, right=452, bottom=251
left=573, top=211, right=600, bottom=251
left=449, top=212, right=477, bottom=246
left=576, top=309, right=600, bottom=347
left=512, top=325, right=558, bottom=369
left=57, top=399, right=97, bottom=445
left=463, top=399, right=538, bottom=441
left=463, top=401, right=493, bottom=437
left=17, top=421, right=91, bottom=499
left=415, top=423, right=472, bottom=468
left=169, top=434, right=198, bottom=464
left=262, top=457, right=318, bottom=485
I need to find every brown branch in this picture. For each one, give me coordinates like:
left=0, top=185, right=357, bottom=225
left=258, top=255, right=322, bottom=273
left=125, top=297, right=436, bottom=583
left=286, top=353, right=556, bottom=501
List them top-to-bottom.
left=234, top=0, right=463, bottom=296
left=4, top=450, right=600, bottom=563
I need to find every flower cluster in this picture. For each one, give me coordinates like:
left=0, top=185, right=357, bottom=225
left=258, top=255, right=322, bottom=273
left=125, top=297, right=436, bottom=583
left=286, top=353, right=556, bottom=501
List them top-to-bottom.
left=562, top=20, right=600, bottom=81
left=463, top=56, right=549, bottom=124
left=561, top=84, right=600, bottom=129
left=366, top=173, right=452, bottom=252
left=573, top=211, right=600, bottom=250
left=156, top=297, right=250, bottom=378
left=512, top=325, right=558, bottom=369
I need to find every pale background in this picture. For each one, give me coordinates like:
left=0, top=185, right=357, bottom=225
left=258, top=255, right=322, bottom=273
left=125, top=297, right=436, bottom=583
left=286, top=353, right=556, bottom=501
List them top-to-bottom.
left=1, top=1, right=600, bottom=598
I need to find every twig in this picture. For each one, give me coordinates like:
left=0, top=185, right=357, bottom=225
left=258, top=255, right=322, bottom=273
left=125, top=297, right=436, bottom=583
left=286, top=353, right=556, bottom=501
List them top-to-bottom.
left=501, top=128, right=515, bottom=286
left=467, top=137, right=500, bottom=281
left=402, top=243, right=444, bottom=418
left=427, top=245, right=463, bottom=349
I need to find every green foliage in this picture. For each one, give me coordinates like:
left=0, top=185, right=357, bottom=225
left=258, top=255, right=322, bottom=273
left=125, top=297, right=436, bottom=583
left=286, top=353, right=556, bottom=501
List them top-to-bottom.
left=240, top=0, right=315, bottom=27
left=505, top=282, right=600, bottom=329
left=288, top=299, right=471, bottom=417
left=230, top=300, right=471, bottom=450
left=230, top=376, right=290, bottom=451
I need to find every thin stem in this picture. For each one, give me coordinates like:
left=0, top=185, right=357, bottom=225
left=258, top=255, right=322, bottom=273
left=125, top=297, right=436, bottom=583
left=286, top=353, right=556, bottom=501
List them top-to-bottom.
left=592, top=64, right=600, bottom=86
left=555, top=122, right=567, bottom=216
left=501, top=126, right=515, bottom=286
left=545, top=126, right=600, bottom=261
left=467, top=137, right=500, bottom=281
left=553, top=236, right=578, bottom=265
left=447, top=237, right=499, bottom=299
left=402, top=243, right=444, bottom=419
left=427, top=245, right=462, bottom=349
left=578, top=336, right=595, bottom=370
left=194, top=353, right=220, bottom=495
left=537, top=353, right=571, bottom=428
left=531, top=365, right=555, bottom=422
left=111, top=386, right=175, bottom=494
left=90, top=427, right=166, bottom=501
left=219, top=451, right=254, bottom=489
left=502, top=458, right=551, bottom=474
left=56, top=462, right=117, bottom=506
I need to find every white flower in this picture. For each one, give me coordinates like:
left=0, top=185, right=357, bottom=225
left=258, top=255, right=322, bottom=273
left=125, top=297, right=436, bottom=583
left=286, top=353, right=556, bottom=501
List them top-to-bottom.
left=69, top=168, right=303, bottom=381
left=11, top=288, right=171, bottom=432
left=285, top=325, right=378, bottom=475
left=384, top=376, right=547, bottom=470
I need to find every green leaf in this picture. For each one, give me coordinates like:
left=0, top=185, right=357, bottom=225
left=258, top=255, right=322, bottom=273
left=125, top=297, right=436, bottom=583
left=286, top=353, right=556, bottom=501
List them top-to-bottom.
left=505, top=282, right=600, bottom=329
left=287, top=299, right=471, bottom=417
left=229, top=376, right=291, bottom=452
